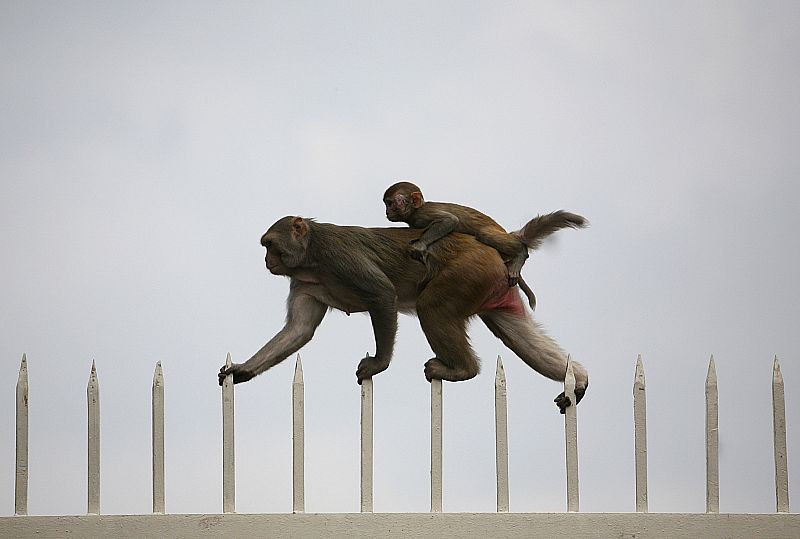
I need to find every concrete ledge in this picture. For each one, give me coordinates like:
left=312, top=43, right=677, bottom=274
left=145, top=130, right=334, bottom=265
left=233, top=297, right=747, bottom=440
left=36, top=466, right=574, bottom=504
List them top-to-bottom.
left=1, top=512, right=798, bottom=538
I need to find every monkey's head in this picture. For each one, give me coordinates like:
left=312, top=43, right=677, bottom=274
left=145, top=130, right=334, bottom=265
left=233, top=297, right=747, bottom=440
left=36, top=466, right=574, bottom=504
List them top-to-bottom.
left=383, top=181, right=425, bottom=222
left=260, top=216, right=312, bottom=275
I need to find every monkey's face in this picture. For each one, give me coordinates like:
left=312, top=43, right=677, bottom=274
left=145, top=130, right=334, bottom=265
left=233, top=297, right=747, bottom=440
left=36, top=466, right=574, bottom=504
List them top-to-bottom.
left=384, top=192, right=414, bottom=222
left=261, top=217, right=309, bottom=275
left=262, top=237, right=290, bottom=275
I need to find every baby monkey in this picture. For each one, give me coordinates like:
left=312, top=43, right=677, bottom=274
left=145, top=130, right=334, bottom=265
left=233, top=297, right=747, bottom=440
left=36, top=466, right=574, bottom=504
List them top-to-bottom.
left=383, top=181, right=538, bottom=310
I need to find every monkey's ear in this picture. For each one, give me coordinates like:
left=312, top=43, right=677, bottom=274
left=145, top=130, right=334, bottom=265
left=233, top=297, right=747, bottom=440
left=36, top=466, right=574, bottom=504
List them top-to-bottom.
left=410, top=191, right=424, bottom=208
left=291, top=217, right=309, bottom=239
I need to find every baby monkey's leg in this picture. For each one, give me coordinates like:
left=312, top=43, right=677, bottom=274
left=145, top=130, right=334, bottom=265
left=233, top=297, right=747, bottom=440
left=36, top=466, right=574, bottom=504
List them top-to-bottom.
left=474, top=232, right=530, bottom=287
left=505, top=249, right=529, bottom=287
left=517, top=276, right=537, bottom=311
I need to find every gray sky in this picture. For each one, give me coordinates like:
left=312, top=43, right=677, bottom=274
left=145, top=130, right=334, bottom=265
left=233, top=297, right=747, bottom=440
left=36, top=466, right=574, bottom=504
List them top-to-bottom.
left=1, top=1, right=798, bottom=516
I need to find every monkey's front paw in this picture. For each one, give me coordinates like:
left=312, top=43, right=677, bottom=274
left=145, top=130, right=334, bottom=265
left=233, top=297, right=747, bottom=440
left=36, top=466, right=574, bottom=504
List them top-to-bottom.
left=507, top=274, right=519, bottom=287
left=356, top=355, right=390, bottom=384
left=218, top=363, right=254, bottom=386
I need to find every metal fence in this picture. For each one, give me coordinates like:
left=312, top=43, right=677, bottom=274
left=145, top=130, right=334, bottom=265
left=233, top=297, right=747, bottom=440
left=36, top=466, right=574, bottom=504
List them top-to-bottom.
left=2, top=353, right=798, bottom=538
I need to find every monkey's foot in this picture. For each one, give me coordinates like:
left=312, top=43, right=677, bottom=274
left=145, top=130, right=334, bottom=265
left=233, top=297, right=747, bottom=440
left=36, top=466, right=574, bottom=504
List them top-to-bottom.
left=408, top=241, right=428, bottom=263
left=506, top=253, right=527, bottom=287
left=506, top=259, right=526, bottom=286
left=356, top=354, right=390, bottom=385
left=424, top=358, right=478, bottom=382
left=424, top=358, right=442, bottom=382
left=218, top=363, right=254, bottom=386
left=554, top=386, right=587, bottom=414
left=554, top=392, right=571, bottom=413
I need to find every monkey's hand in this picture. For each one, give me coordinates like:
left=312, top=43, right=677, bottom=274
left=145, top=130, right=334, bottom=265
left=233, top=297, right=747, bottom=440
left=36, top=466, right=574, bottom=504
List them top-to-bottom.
left=408, top=240, right=428, bottom=263
left=356, top=354, right=390, bottom=384
left=218, top=363, right=255, bottom=386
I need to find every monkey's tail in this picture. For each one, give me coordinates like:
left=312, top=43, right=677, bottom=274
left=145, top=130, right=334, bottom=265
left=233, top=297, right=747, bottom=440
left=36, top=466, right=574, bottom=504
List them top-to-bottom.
left=511, top=210, right=588, bottom=251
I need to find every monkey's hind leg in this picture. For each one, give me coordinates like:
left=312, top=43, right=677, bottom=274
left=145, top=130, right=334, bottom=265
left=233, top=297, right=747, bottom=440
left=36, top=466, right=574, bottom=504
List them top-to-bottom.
left=416, top=290, right=481, bottom=382
left=479, top=305, right=588, bottom=413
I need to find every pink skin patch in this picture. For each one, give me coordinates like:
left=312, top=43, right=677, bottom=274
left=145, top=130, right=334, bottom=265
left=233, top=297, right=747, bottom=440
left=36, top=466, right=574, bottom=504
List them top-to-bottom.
left=478, top=286, right=525, bottom=317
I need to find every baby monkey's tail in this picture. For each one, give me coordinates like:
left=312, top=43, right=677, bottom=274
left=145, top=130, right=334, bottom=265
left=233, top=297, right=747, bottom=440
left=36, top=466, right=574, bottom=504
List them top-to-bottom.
left=511, top=210, right=588, bottom=251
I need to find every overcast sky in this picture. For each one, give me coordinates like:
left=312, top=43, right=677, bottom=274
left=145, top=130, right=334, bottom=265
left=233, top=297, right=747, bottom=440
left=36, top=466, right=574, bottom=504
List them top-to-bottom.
left=1, top=1, right=798, bottom=516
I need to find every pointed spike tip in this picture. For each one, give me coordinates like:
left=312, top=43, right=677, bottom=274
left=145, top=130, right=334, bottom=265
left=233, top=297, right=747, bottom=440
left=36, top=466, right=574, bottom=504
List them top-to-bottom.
left=18, top=354, right=28, bottom=383
left=707, top=354, right=716, bottom=371
left=294, top=355, right=304, bottom=382
left=634, top=355, right=645, bottom=386
left=705, top=355, right=717, bottom=387
left=495, top=356, right=506, bottom=386
left=564, top=356, right=576, bottom=391
left=773, top=356, right=783, bottom=382
left=88, top=360, right=99, bottom=388
left=153, top=361, right=164, bottom=382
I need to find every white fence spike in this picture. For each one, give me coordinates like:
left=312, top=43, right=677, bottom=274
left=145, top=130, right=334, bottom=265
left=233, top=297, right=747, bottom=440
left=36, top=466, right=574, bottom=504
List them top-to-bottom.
left=222, top=353, right=235, bottom=513
left=15, top=354, right=29, bottom=516
left=293, top=355, right=305, bottom=513
left=633, top=355, right=648, bottom=513
left=706, top=355, right=719, bottom=513
left=495, top=356, right=509, bottom=513
left=564, top=356, right=579, bottom=512
left=773, top=356, right=790, bottom=513
left=87, top=361, right=100, bottom=515
left=152, top=361, right=165, bottom=514
left=360, top=372, right=374, bottom=513
left=430, top=379, right=443, bottom=513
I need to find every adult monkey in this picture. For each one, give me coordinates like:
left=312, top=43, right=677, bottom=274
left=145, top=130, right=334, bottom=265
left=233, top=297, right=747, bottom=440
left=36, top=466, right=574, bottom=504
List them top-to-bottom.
left=219, top=214, right=588, bottom=412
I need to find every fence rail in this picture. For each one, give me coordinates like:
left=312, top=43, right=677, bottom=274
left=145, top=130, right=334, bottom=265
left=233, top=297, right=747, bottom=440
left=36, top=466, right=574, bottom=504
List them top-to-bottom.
left=2, top=353, right=798, bottom=538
